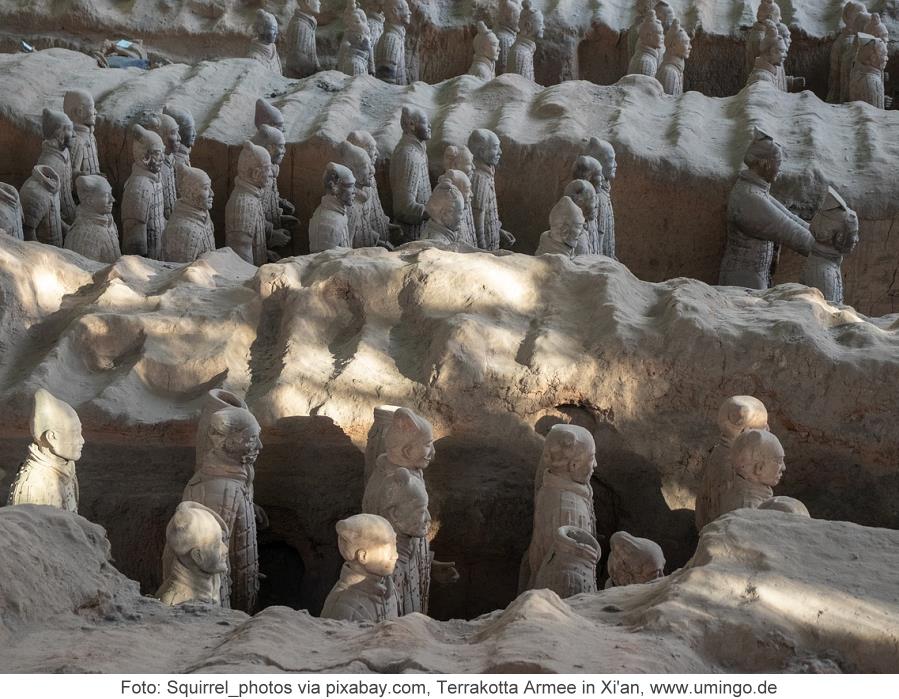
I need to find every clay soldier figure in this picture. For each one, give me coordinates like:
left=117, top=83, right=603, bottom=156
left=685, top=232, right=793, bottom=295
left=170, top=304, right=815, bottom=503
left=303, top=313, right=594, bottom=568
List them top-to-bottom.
left=286, top=0, right=320, bottom=78
left=376, top=0, right=411, bottom=84
left=495, top=0, right=521, bottom=75
left=507, top=0, right=544, bottom=82
left=628, top=0, right=655, bottom=59
left=654, top=0, right=676, bottom=31
left=745, top=0, right=781, bottom=78
left=338, top=2, right=373, bottom=77
left=828, top=2, right=865, bottom=103
left=840, top=7, right=872, bottom=104
left=249, top=9, right=283, bottom=74
left=628, top=14, right=665, bottom=77
left=656, top=19, right=691, bottom=97
left=468, top=21, right=500, bottom=80
left=773, top=23, right=806, bottom=92
left=849, top=34, right=888, bottom=109
left=63, top=89, right=100, bottom=178
left=255, top=98, right=285, bottom=134
left=163, top=105, right=197, bottom=172
left=389, top=106, right=432, bottom=242
left=37, top=109, right=76, bottom=224
left=156, top=113, right=181, bottom=220
left=250, top=124, right=297, bottom=242
left=122, top=125, right=165, bottom=258
left=469, top=128, right=515, bottom=250
left=718, top=129, right=814, bottom=289
left=347, top=130, right=395, bottom=248
left=586, top=137, right=618, bottom=260
left=339, top=140, right=389, bottom=249
left=226, top=142, right=274, bottom=266
left=443, top=145, right=478, bottom=247
left=570, top=156, right=605, bottom=253
left=308, top=162, right=357, bottom=253
left=19, top=165, right=65, bottom=246
left=162, top=166, right=216, bottom=263
left=434, top=169, right=475, bottom=246
left=64, top=175, right=120, bottom=263
left=421, top=177, right=466, bottom=245
left=560, top=180, right=596, bottom=255
left=0, top=183, right=24, bottom=240
left=800, top=186, right=859, bottom=304
left=536, top=195, right=586, bottom=257
left=8, top=389, right=84, bottom=512
left=694, top=395, right=768, bottom=531
left=182, top=405, right=263, bottom=613
left=521, top=424, right=597, bottom=592
left=718, top=429, right=786, bottom=516
left=380, top=467, right=432, bottom=615
left=758, top=495, right=809, bottom=516
left=157, top=501, right=229, bottom=607
left=320, top=514, right=399, bottom=623
left=533, top=526, right=600, bottom=599
left=605, top=531, right=665, bottom=587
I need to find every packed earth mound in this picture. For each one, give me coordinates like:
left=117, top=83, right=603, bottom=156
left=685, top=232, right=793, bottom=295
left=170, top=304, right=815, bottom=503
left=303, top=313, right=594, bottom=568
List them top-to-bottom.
left=1, top=49, right=898, bottom=314
left=1, top=237, right=898, bottom=619
left=1, top=506, right=897, bottom=672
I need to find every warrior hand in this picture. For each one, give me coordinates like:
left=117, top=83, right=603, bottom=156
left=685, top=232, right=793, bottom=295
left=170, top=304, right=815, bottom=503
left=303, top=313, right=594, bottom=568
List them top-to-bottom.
left=279, top=199, right=296, bottom=215
left=280, top=215, right=300, bottom=228
left=270, top=228, right=291, bottom=247
left=500, top=230, right=516, bottom=248
left=254, top=504, right=269, bottom=530
left=431, top=560, right=459, bottom=584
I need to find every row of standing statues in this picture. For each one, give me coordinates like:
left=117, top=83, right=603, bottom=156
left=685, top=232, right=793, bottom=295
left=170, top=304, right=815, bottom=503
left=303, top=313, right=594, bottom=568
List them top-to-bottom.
left=246, top=1, right=890, bottom=109
left=5, top=387, right=808, bottom=622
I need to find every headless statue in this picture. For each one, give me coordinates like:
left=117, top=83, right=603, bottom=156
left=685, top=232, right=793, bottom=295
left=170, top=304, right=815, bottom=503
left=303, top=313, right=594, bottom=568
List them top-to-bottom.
left=122, top=125, right=166, bottom=258
left=19, top=165, right=64, bottom=246
left=162, top=166, right=216, bottom=263
left=64, top=175, right=120, bottom=263
left=0, top=183, right=24, bottom=240
left=800, top=186, right=859, bottom=304
left=535, top=195, right=585, bottom=257
left=533, top=525, right=601, bottom=599
left=605, top=531, right=665, bottom=587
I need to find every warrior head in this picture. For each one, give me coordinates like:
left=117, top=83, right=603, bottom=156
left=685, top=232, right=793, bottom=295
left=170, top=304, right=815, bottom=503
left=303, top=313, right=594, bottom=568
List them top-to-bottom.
left=63, top=89, right=96, bottom=129
left=42, top=108, right=75, bottom=151
left=132, top=124, right=165, bottom=174
left=468, top=128, right=502, bottom=168
left=180, top=166, right=214, bottom=211
left=75, top=175, right=114, bottom=216
left=31, top=388, right=84, bottom=462
left=384, top=407, right=435, bottom=470
left=543, top=423, right=596, bottom=485
left=732, top=429, right=785, bottom=488
left=335, top=514, right=399, bottom=576
left=607, top=531, right=665, bottom=586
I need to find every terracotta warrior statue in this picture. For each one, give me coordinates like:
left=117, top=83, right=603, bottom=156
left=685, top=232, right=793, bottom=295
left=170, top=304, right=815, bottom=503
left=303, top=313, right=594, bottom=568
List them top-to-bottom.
left=286, top=0, right=320, bottom=78
left=375, top=0, right=411, bottom=85
left=494, top=0, right=521, bottom=75
left=507, top=0, right=544, bottom=82
left=628, top=0, right=654, bottom=59
left=745, top=0, right=781, bottom=78
left=361, top=1, right=386, bottom=72
left=654, top=1, right=676, bottom=31
left=338, top=2, right=372, bottom=77
left=828, top=2, right=866, bottom=103
left=840, top=7, right=872, bottom=103
left=249, top=9, right=283, bottom=74
left=628, top=14, right=664, bottom=77
left=656, top=19, right=691, bottom=97
left=468, top=21, right=500, bottom=80
left=773, top=23, right=806, bottom=92
left=849, top=34, right=888, bottom=109
left=63, top=89, right=100, bottom=178
left=255, top=98, right=285, bottom=133
left=163, top=104, right=196, bottom=172
left=389, top=106, right=432, bottom=242
left=37, top=109, right=76, bottom=224
left=156, top=113, right=181, bottom=220
left=122, top=124, right=165, bottom=258
left=251, top=124, right=297, bottom=240
left=469, top=128, right=515, bottom=250
left=718, top=128, right=813, bottom=289
left=347, top=130, right=395, bottom=247
left=586, top=137, right=617, bottom=259
left=339, top=140, right=378, bottom=248
left=225, top=141, right=273, bottom=266
left=443, top=144, right=478, bottom=247
left=570, top=156, right=604, bottom=253
left=308, top=162, right=357, bottom=253
left=19, top=165, right=64, bottom=246
left=162, top=166, right=215, bottom=263
left=434, top=169, right=475, bottom=246
left=63, top=175, right=120, bottom=263
left=421, top=176, right=466, bottom=245
left=560, top=180, right=596, bottom=255
left=0, top=183, right=24, bottom=240
left=800, top=186, right=859, bottom=304
left=536, top=195, right=585, bottom=257
left=7, top=389, right=84, bottom=512
left=694, top=395, right=768, bottom=531
left=182, top=405, right=263, bottom=613
left=364, top=405, right=400, bottom=483
left=521, top=424, right=597, bottom=592
left=718, top=429, right=786, bottom=516
left=380, top=467, right=432, bottom=615
left=758, top=495, right=809, bottom=517
left=157, top=501, right=229, bottom=606
left=320, top=514, right=399, bottom=623
left=533, top=525, right=600, bottom=599
left=605, top=531, right=665, bottom=587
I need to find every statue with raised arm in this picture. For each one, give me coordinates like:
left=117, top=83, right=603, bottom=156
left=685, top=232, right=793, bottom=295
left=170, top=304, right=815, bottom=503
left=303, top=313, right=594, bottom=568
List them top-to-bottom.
left=286, top=0, right=320, bottom=78
left=375, top=0, right=411, bottom=84
left=494, top=0, right=521, bottom=75
left=507, top=0, right=544, bottom=82
left=338, top=2, right=373, bottom=77
left=249, top=9, right=283, bottom=74
left=627, top=14, right=664, bottom=77
left=656, top=19, right=691, bottom=96
left=468, top=21, right=500, bottom=80
left=849, top=34, right=888, bottom=109
left=63, top=89, right=100, bottom=178
left=163, top=105, right=196, bottom=172
left=389, top=106, right=432, bottom=242
left=36, top=109, right=76, bottom=224
left=156, top=113, right=181, bottom=220
left=251, top=124, right=296, bottom=244
left=122, top=125, right=165, bottom=258
left=469, top=128, right=514, bottom=250
left=718, top=128, right=813, bottom=289
left=347, top=130, right=395, bottom=248
left=225, top=141, right=272, bottom=266
left=443, top=145, right=478, bottom=247
left=308, top=162, right=357, bottom=253
left=19, top=165, right=64, bottom=246
left=162, top=166, right=215, bottom=263
left=64, top=175, right=120, bottom=263
left=421, top=176, right=466, bottom=245
left=800, top=186, right=859, bottom=304
left=536, top=195, right=585, bottom=257
left=8, top=389, right=84, bottom=512
left=717, top=429, right=786, bottom=516
left=157, top=501, right=229, bottom=607
left=533, top=526, right=600, bottom=599
left=605, top=531, right=665, bottom=587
